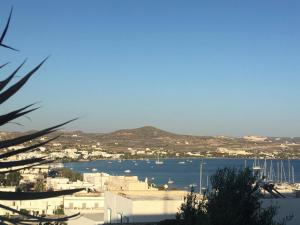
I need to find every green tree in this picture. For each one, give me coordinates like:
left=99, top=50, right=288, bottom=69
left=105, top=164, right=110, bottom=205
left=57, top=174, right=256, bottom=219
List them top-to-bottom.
left=174, top=167, right=292, bottom=225
left=206, top=167, right=290, bottom=225
left=60, top=168, right=83, bottom=182
left=5, top=172, right=22, bottom=186
left=176, top=187, right=207, bottom=225
left=53, top=207, right=64, bottom=215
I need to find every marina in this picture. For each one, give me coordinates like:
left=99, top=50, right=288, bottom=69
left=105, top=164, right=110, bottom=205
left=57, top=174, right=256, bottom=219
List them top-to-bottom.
left=65, top=158, right=300, bottom=192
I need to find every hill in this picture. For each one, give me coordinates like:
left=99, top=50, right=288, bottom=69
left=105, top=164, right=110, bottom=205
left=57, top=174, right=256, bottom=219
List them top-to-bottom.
left=100, top=126, right=182, bottom=140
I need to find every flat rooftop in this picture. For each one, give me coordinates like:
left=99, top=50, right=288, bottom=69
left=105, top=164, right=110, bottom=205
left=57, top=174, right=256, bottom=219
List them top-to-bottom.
left=110, top=190, right=188, bottom=201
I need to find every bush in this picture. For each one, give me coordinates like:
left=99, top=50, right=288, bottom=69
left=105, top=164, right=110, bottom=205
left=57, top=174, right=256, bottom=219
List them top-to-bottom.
left=175, top=167, right=292, bottom=225
left=59, top=168, right=83, bottom=181
left=5, top=172, right=22, bottom=186
left=176, top=187, right=208, bottom=225
left=53, top=207, right=64, bottom=215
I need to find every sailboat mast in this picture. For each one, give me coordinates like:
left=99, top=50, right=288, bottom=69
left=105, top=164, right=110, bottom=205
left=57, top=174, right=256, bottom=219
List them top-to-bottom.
left=263, top=158, right=267, bottom=178
left=288, top=159, right=291, bottom=183
left=200, top=160, right=203, bottom=195
left=270, top=160, right=273, bottom=181
left=280, top=161, right=283, bottom=183
left=277, top=162, right=280, bottom=183
left=292, top=165, right=295, bottom=184
left=206, top=175, right=209, bottom=190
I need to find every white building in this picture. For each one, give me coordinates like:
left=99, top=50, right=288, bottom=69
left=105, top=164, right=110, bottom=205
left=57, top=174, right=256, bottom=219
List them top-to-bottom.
left=243, top=135, right=268, bottom=142
left=20, top=164, right=50, bottom=183
left=83, top=173, right=110, bottom=191
left=83, top=173, right=156, bottom=192
left=105, top=175, right=156, bottom=191
left=104, top=190, right=187, bottom=224
left=64, top=192, right=104, bottom=214
left=0, top=196, right=63, bottom=216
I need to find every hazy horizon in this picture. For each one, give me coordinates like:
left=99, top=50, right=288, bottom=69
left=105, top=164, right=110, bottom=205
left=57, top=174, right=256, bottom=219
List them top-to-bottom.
left=1, top=1, right=299, bottom=137
left=1, top=125, right=299, bottom=138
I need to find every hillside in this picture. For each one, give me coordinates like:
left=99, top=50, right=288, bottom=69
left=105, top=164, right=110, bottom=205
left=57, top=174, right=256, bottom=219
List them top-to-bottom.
left=1, top=126, right=300, bottom=154
left=100, top=126, right=182, bottom=139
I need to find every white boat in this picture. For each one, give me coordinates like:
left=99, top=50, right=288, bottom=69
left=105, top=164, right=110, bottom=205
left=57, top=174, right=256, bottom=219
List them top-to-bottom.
left=155, top=153, right=164, bottom=165
left=178, top=161, right=185, bottom=164
left=134, top=163, right=138, bottom=166
left=92, top=168, right=98, bottom=172
left=124, top=169, right=131, bottom=173
left=168, top=178, right=174, bottom=184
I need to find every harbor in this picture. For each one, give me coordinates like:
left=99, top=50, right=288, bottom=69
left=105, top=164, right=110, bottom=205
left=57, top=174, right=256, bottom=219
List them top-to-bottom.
left=65, top=158, right=300, bottom=192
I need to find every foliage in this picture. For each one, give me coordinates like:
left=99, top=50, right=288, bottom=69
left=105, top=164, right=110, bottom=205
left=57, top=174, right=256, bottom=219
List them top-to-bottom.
left=0, top=8, right=83, bottom=224
left=175, top=167, right=291, bottom=225
left=59, top=168, right=83, bottom=181
left=5, top=172, right=22, bottom=186
left=0, top=174, right=5, bottom=185
left=34, top=179, right=45, bottom=192
left=18, top=182, right=34, bottom=192
left=176, top=187, right=208, bottom=225
left=53, top=207, right=65, bottom=215
left=19, top=209, right=30, bottom=214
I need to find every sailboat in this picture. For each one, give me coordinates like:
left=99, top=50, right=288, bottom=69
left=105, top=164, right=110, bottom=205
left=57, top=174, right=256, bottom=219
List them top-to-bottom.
left=155, top=153, right=163, bottom=165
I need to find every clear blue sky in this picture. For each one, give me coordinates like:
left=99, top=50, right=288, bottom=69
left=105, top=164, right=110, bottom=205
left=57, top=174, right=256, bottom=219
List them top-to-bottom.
left=0, top=0, right=299, bottom=137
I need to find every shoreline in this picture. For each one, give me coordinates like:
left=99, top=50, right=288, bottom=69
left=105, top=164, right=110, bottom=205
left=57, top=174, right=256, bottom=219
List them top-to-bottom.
left=61, top=156, right=300, bottom=164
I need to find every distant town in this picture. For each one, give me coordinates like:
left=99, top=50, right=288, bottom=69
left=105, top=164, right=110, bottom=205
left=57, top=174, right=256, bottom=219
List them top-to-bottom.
left=1, top=126, right=300, bottom=162
left=1, top=126, right=300, bottom=224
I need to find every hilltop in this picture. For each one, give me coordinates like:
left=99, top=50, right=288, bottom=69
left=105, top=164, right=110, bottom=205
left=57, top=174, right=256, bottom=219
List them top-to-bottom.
left=100, top=126, right=182, bottom=139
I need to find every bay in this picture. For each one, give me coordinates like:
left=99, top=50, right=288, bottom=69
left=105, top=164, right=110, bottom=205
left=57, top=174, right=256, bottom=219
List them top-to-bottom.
left=64, top=158, right=300, bottom=192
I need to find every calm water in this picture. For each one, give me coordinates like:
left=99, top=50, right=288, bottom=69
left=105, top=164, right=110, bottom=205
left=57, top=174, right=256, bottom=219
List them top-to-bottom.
left=64, top=158, right=300, bottom=192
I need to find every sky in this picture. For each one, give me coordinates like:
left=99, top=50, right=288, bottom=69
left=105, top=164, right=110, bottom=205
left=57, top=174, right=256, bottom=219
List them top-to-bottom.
left=0, top=0, right=299, bottom=137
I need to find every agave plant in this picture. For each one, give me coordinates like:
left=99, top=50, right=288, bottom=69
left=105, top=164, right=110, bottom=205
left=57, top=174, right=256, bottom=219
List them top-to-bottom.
left=0, top=8, right=83, bottom=224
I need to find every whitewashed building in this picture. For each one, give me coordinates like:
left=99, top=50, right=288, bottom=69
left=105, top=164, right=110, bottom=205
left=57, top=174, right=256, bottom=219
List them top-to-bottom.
left=104, top=190, right=187, bottom=223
